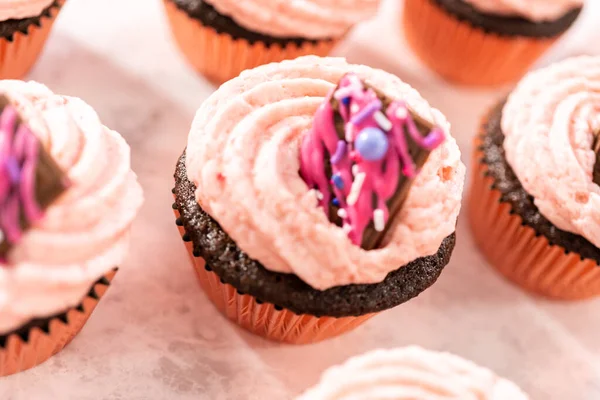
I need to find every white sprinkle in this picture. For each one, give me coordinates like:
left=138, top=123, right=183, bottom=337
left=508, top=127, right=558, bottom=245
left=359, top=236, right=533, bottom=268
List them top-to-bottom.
left=351, top=103, right=360, bottom=114
left=396, top=106, right=408, bottom=120
left=374, top=111, right=392, bottom=131
left=345, top=122, right=353, bottom=142
left=352, top=164, right=359, bottom=177
left=346, top=172, right=366, bottom=206
left=310, top=189, right=324, bottom=201
left=337, top=209, right=347, bottom=219
left=374, top=209, right=385, bottom=232
left=343, top=224, right=352, bottom=235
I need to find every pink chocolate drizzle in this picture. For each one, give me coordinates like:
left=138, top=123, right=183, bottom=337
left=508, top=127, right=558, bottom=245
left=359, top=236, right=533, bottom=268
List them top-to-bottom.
left=300, top=73, right=445, bottom=248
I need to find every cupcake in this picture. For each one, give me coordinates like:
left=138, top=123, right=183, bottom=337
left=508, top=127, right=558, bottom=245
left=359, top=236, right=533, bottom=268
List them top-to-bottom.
left=162, top=0, right=380, bottom=84
left=403, top=0, right=584, bottom=86
left=0, top=1, right=64, bottom=79
left=173, top=56, right=465, bottom=344
left=470, top=56, right=600, bottom=300
left=0, top=80, right=143, bottom=376
left=297, top=347, right=529, bottom=399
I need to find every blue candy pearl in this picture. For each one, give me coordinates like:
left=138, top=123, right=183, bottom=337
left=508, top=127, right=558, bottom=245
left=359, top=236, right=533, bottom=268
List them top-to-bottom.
left=355, top=127, right=389, bottom=161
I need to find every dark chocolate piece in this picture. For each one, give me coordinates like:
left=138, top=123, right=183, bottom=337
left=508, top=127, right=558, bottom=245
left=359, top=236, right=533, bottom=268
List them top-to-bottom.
left=168, top=0, right=333, bottom=45
left=433, top=0, right=582, bottom=38
left=0, top=1, right=61, bottom=42
left=0, top=97, right=69, bottom=258
left=478, top=101, right=600, bottom=264
left=593, top=128, right=600, bottom=186
left=174, top=151, right=456, bottom=318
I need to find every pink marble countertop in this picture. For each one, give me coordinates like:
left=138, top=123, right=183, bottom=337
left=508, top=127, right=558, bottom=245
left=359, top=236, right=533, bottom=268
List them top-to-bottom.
left=2, top=0, right=600, bottom=398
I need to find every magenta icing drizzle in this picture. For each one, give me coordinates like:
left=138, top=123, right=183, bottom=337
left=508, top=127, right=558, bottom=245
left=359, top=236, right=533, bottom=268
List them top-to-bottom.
left=299, top=73, right=445, bottom=247
left=0, top=105, right=43, bottom=250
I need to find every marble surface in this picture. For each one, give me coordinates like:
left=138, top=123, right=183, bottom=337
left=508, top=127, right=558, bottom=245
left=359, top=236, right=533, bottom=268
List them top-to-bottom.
left=2, top=0, right=600, bottom=399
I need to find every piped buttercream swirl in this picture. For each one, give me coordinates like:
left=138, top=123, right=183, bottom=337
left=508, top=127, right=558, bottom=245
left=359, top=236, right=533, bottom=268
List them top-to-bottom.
left=0, top=0, right=54, bottom=22
left=205, top=0, right=380, bottom=39
left=186, top=56, right=465, bottom=290
left=502, top=56, right=600, bottom=248
left=0, top=81, right=143, bottom=334
left=297, top=347, right=529, bottom=400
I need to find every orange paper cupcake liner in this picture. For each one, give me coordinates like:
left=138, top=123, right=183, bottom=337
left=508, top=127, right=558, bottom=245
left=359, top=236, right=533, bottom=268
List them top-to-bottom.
left=163, top=0, right=338, bottom=85
left=403, top=0, right=559, bottom=86
left=0, top=1, right=63, bottom=79
left=469, top=133, right=600, bottom=300
left=173, top=207, right=374, bottom=344
left=0, top=269, right=116, bottom=376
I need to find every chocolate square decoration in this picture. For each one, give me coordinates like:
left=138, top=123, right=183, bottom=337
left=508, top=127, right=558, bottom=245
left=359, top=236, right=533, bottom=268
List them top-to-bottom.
left=0, top=96, right=69, bottom=259
left=593, top=127, right=600, bottom=186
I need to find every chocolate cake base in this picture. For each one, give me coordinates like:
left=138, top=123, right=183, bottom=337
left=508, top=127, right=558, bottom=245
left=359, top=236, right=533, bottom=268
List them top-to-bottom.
left=168, top=0, right=332, bottom=46
left=433, top=0, right=582, bottom=37
left=0, top=1, right=62, bottom=42
left=477, top=102, right=600, bottom=264
left=173, top=151, right=456, bottom=318
left=0, top=271, right=115, bottom=348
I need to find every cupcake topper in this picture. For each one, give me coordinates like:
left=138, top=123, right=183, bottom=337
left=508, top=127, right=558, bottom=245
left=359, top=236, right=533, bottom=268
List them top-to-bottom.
left=300, top=73, right=445, bottom=250
left=0, top=96, right=69, bottom=261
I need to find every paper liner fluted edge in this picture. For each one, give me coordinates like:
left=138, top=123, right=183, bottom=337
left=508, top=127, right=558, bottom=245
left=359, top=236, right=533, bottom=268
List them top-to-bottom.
left=0, top=0, right=64, bottom=79
left=162, top=0, right=339, bottom=85
left=402, top=0, right=559, bottom=86
left=468, top=114, right=600, bottom=300
left=172, top=203, right=374, bottom=345
left=0, top=268, right=116, bottom=376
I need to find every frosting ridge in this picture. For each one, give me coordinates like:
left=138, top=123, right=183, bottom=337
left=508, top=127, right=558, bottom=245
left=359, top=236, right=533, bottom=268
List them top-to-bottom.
left=0, top=0, right=54, bottom=21
left=205, top=0, right=380, bottom=39
left=462, top=0, right=583, bottom=22
left=186, top=56, right=465, bottom=290
left=502, top=56, right=600, bottom=248
left=0, top=81, right=143, bottom=334
left=297, top=347, right=529, bottom=400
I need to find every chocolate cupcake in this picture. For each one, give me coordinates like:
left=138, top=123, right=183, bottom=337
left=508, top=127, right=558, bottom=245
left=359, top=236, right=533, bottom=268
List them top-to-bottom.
left=0, top=0, right=64, bottom=79
left=162, top=0, right=380, bottom=84
left=402, top=0, right=584, bottom=86
left=173, top=56, right=465, bottom=344
left=469, top=56, right=600, bottom=300
left=0, top=81, right=143, bottom=375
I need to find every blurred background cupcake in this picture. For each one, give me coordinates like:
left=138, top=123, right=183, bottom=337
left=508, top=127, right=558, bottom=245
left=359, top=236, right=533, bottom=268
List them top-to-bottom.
left=0, top=0, right=64, bottom=79
left=162, top=0, right=380, bottom=84
left=402, top=0, right=584, bottom=86
left=469, top=55, right=600, bottom=300
left=173, top=56, right=465, bottom=344
left=0, top=80, right=143, bottom=376
left=297, top=346, right=529, bottom=399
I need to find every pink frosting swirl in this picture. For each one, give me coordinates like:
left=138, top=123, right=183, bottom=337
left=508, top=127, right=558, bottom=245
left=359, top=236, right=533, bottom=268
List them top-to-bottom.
left=0, top=0, right=54, bottom=21
left=205, top=0, right=380, bottom=39
left=462, top=0, right=583, bottom=22
left=186, top=56, right=465, bottom=290
left=502, top=56, right=600, bottom=248
left=0, top=81, right=143, bottom=334
left=297, top=347, right=529, bottom=400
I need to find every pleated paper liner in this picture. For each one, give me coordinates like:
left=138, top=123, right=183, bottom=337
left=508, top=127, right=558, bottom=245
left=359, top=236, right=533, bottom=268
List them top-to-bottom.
left=0, top=0, right=64, bottom=79
left=163, top=0, right=338, bottom=85
left=402, top=0, right=558, bottom=86
left=469, top=132, right=600, bottom=300
left=172, top=204, right=374, bottom=345
left=0, top=269, right=116, bottom=376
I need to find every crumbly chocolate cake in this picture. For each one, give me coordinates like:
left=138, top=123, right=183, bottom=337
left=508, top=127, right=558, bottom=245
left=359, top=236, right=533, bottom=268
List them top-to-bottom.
left=168, top=0, right=331, bottom=46
left=433, top=0, right=582, bottom=37
left=0, top=1, right=61, bottom=42
left=477, top=101, right=600, bottom=264
left=173, top=152, right=456, bottom=318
